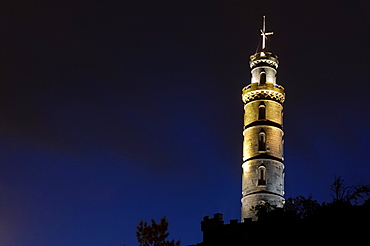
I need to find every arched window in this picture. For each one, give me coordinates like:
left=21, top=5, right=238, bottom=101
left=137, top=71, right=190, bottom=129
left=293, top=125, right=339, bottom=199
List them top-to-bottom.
left=259, top=71, right=266, bottom=85
left=258, top=102, right=266, bottom=120
left=258, top=130, right=266, bottom=151
left=258, top=166, right=266, bottom=185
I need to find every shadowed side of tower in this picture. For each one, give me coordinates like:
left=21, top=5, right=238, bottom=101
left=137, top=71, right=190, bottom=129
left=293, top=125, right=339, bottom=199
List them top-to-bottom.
left=241, top=17, right=285, bottom=220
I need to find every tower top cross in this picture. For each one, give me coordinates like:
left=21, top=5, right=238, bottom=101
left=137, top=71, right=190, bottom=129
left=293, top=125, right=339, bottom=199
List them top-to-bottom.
left=260, top=16, right=273, bottom=51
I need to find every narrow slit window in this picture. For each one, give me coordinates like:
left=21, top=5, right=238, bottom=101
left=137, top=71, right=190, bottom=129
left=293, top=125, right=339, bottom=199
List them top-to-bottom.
left=259, top=71, right=266, bottom=85
left=258, top=102, right=266, bottom=120
left=258, top=130, right=266, bottom=151
left=258, top=166, right=266, bottom=185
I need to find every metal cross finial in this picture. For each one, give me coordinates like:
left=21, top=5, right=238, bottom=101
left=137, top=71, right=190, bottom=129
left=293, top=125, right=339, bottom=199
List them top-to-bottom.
left=260, top=16, right=273, bottom=51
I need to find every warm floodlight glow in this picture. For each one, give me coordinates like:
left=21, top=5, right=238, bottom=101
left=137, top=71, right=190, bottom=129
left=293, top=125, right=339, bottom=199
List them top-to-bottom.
left=241, top=17, right=284, bottom=220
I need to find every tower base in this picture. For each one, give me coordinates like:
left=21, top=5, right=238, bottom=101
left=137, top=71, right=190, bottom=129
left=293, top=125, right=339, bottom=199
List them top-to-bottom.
left=241, top=193, right=284, bottom=221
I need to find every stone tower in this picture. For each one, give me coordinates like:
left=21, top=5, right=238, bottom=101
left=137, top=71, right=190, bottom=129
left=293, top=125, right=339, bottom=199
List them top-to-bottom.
left=241, top=17, right=285, bottom=220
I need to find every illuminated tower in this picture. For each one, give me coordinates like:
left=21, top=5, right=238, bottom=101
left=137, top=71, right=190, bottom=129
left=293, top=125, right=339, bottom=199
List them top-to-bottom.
left=241, top=16, right=285, bottom=220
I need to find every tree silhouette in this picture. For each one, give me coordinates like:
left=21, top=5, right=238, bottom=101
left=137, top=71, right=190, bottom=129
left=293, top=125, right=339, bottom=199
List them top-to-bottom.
left=330, top=176, right=370, bottom=204
left=253, top=177, right=370, bottom=222
left=284, top=194, right=320, bottom=219
left=136, top=216, right=180, bottom=246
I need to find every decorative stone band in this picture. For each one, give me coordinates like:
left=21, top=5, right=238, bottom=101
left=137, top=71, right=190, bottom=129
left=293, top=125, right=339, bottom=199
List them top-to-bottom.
left=249, top=52, right=278, bottom=69
left=250, top=58, right=278, bottom=70
left=242, top=82, right=285, bottom=104
left=242, top=90, right=285, bottom=104
left=243, top=189, right=285, bottom=198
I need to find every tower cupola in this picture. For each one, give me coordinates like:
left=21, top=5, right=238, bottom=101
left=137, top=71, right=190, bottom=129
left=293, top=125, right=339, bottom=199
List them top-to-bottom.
left=249, top=52, right=278, bottom=85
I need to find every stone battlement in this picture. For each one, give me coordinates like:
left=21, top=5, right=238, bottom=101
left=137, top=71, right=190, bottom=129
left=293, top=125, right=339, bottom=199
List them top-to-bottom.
left=249, top=51, right=279, bottom=69
left=242, top=82, right=285, bottom=104
left=188, top=213, right=263, bottom=246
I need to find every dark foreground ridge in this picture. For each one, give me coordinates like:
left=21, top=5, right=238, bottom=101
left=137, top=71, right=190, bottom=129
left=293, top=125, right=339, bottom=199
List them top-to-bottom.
left=190, top=198, right=370, bottom=246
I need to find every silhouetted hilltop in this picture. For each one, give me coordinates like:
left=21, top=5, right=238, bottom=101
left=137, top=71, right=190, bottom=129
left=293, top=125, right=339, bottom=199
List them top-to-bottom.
left=190, top=178, right=370, bottom=245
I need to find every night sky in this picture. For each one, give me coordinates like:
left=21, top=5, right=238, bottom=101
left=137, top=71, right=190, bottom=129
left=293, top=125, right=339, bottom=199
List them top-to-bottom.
left=1, top=1, right=370, bottom=245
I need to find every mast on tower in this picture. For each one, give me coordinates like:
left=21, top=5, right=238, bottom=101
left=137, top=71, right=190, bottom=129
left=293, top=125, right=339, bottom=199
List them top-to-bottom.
left=260, top=16, right=273, bottom=51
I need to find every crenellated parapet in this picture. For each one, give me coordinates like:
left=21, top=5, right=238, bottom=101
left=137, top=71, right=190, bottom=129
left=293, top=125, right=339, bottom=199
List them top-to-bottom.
left=249, top=52, right=278, bottom=69
left=242, top=82, right=285, bottom=104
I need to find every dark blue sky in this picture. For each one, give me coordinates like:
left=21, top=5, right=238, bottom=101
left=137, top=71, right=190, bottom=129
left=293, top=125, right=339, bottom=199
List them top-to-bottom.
left=1, top=1, right=370, bottom=245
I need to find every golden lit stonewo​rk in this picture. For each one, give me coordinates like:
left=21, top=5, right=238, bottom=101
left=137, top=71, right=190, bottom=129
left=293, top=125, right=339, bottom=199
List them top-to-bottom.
left=241, top=16, right=285, bottom=220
